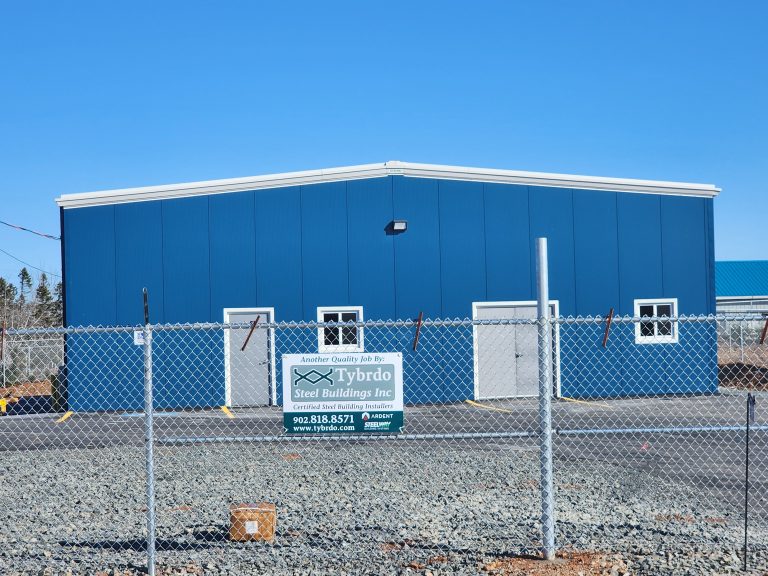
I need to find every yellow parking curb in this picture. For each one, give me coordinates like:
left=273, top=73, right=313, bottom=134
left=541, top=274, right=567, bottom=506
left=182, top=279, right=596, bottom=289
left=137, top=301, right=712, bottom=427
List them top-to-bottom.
left=560, top=396, right=611, bottom=408
left=1, top=397, right=19, bottom=415
left=465, top=399, right=516, bottom=414
left=220, top=406, right=236, bottom=419
left=55, top=411, right=74, bottom=423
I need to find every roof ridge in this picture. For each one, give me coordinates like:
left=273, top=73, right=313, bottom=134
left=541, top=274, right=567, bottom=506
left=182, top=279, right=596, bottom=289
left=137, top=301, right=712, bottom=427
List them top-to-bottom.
left=56, top=161, right=720, bottom=209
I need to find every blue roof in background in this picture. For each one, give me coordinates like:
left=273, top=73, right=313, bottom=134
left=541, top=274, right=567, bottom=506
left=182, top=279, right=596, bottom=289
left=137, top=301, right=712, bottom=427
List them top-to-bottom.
left=716, top=260, right=768, bottom=297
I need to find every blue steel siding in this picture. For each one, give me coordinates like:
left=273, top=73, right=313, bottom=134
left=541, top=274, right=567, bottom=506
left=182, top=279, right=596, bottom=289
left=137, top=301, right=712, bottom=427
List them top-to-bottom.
left=63, top=176, right=717, bottom=409
left=391, top=177, right=443, bottom=403
left=392, top=177, right=441, bottom=320
left=347, top=178, right=396, bottom=320
left=435, top=180, right=483, bottom=401
left=439, top=180, right=487, bottom=318
left=301, top=182, right=349, bottom=318
left=484, top=183, right=531, bottom=302
left=254, top=186, right=303, bottom=321
left=529, top=187, right=576, bottom=315
left=209, top=191, right=257, bottom=319
left=566, top=191, right=623, bottom=395
left=573, top=191, right=620, bottom=316
left=616, top=194, right=663, bottom=314
left=610, top=195, right=668, bottom=400
left=162, top=196, right=211, bottom=322
left=659, top=196, right=716, bottom=395
left=661, top=196, right=708, bottom=314
left=158, top=197, right=219, bottom=409
left=705, top=200, right=716, bottom=313
left=110, top=201, right=165, bottom=411
left=115, top=201, right=165, bottom=325
left=64, top=205, right=117, bottom=326
left=64, top=206, right=123, bottom=412
left=715, top=260, right=768, bottom=300
left=560, top=321, right=717, bottom=398
left=153, top=329, right=225, bottom=409
left=66, top=330, right=140, bottom=412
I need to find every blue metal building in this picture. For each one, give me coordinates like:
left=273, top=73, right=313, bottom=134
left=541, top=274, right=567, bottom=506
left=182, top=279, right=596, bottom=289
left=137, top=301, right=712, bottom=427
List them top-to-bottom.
left=56, top=161, right=719, bottom=410
left=715, top=260, right=768, bottom=313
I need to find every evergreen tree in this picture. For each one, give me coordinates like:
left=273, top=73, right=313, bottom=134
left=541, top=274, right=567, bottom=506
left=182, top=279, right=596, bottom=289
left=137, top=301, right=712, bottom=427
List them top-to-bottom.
left=18, top=268, right=32, bottom=304
left=34, top=273, right=54, bottom=325
left=0, top=277, right=18, bottom=324
left=53, top=281, right=63, bottom=326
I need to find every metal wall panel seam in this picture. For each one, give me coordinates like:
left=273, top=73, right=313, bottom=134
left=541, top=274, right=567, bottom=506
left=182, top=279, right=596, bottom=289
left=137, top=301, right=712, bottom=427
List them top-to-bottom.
left=389, top=176, right=397, bottom=320
left=481, top=183, right=489, bottom=303
left=569, top=188, right=578, bottom=315
left=614, top=192, right=622, bottom=315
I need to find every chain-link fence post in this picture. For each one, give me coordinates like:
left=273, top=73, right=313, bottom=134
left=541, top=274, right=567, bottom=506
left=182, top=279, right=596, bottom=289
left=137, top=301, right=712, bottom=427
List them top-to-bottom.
left=536, top=237, right=556, bottom=561
left=143, top=289, right=156, bottom=576
left=1, top=320, right=6, bottom=387
left=740, top=322, right=745, bottom=363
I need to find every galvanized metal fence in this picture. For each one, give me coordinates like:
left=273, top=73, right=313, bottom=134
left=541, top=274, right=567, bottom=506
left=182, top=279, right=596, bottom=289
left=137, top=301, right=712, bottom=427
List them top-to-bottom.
left=2, top=311, right=768, bottom=574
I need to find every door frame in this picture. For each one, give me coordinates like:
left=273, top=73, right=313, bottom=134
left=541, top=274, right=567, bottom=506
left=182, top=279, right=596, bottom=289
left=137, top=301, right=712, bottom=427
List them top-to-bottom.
left=472, top=300, right=561, bottom=400
left=223, top=307, right=276, bottom=407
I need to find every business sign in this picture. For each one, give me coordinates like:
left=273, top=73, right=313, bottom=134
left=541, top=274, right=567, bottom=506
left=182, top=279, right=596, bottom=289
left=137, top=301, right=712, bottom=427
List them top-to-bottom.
left=282, top=353, right=403, bottom=434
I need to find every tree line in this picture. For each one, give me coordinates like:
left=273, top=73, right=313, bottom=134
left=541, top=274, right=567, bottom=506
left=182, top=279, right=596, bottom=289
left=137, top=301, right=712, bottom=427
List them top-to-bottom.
left=0, top=267, right=63, bottom=328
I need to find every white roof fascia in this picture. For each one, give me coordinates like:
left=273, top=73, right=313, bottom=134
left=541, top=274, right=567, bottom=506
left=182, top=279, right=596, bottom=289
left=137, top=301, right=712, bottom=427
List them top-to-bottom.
left=55, top=160, right=721, bottom=208
left=716, top=296, right=768, bottom=301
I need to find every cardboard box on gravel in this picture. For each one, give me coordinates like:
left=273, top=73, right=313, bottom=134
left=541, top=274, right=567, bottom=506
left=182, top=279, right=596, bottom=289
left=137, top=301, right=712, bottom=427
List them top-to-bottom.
left=229, top=503, right=276, bottom=542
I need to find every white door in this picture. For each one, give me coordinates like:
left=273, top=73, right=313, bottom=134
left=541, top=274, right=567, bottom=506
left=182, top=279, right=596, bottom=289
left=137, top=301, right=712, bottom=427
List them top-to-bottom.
left=473, top=301, right=559, bottom=399
left=224, top=308, right=275, bottom=407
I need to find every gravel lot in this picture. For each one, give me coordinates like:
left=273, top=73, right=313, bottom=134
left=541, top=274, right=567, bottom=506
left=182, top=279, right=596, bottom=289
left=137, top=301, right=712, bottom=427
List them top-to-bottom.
left=2, top=439, right=768, bottom=575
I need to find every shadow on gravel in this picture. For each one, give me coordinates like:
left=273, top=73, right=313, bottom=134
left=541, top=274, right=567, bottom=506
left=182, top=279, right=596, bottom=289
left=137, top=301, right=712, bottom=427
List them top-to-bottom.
left=58, top=526, right=232, bottom=552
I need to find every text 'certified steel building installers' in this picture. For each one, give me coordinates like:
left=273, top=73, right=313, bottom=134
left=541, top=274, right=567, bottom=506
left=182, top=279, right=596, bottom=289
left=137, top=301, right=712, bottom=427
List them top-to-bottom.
left=282, top=353, right=404, bottom=434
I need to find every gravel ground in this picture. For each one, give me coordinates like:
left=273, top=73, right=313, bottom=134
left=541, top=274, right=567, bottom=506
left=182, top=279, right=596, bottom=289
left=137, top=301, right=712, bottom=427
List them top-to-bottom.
left=1, top=441, right=767, bottom=575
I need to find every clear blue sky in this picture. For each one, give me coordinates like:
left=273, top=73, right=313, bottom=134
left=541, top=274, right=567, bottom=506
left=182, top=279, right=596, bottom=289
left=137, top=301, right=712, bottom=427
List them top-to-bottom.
left=1, top=1, right=766, bottom=284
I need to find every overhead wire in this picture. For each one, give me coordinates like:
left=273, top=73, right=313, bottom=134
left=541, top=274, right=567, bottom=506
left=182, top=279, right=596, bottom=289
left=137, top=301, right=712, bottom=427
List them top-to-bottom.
left=0, top=218, right=61, bottom=279
left=0, top=219, right=60, bottom=241
left=0, top=247, right=61, bottom=278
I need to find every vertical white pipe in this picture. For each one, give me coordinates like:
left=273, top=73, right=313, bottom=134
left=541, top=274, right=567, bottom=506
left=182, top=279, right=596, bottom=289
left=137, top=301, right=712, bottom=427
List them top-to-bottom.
left=536, top=237, right=556, bottom=561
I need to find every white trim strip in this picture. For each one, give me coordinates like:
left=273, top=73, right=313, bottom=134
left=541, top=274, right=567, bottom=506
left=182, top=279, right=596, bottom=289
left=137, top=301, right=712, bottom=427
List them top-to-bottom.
left=56, top=161, right=720, bottom=208
left=716, top=296, right=768, bottom=301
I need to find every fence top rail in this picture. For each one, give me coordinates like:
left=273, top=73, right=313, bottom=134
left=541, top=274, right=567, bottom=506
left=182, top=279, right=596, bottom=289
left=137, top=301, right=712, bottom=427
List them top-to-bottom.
left=4, top=313, right=764, bottom=335
left=554, top=313, right=767, bottom=324
left=4, top=318, right=535, bottom=335
left=146, top=318, right=542, bottom=331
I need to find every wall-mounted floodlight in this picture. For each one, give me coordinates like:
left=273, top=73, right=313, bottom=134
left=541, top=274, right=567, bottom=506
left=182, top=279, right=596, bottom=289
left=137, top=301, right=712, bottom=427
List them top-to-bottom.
left=392, top=220, right=407, bottom=232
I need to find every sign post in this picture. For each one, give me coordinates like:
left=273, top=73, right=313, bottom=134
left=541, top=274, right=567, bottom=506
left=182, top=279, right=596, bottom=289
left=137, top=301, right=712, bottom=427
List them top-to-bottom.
left=282, top=353, right=404, bottom=434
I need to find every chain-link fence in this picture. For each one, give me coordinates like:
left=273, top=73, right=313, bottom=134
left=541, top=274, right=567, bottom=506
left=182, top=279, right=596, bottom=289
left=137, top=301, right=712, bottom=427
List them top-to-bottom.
left=1, top=312, right=768, bottom=575
left=1, top=329, right=65, bottom=416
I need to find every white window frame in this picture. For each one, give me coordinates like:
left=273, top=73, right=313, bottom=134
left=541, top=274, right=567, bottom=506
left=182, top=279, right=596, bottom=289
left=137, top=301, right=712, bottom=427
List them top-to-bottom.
left=634, top=298, right=679, bottom=344
left=317, top=306, right=364, bottom=353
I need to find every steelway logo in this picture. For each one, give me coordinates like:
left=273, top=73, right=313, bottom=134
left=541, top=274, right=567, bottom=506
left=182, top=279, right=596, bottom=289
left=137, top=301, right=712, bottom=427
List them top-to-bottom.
left=363, top=421, right=392, bottom=431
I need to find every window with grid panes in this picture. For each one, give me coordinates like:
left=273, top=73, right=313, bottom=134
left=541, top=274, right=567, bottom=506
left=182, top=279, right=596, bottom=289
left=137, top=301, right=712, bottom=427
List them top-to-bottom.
left=634, top=299, right=678, bottom=344
left=317, top=307, right=364, bottom=352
